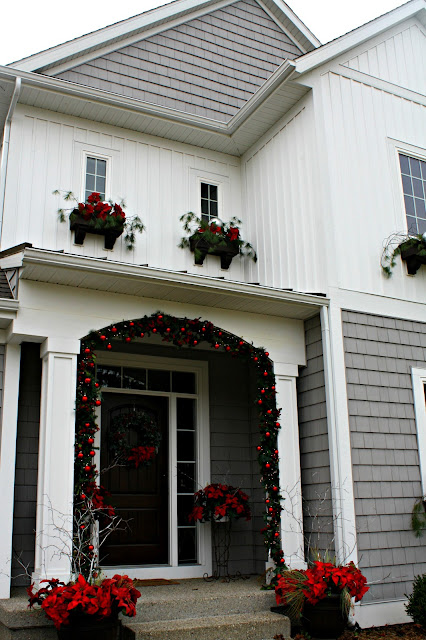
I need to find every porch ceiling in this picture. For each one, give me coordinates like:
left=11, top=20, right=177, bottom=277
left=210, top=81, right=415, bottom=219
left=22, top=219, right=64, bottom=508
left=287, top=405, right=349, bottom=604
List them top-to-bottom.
left=0, top=247, right=328, bottom=320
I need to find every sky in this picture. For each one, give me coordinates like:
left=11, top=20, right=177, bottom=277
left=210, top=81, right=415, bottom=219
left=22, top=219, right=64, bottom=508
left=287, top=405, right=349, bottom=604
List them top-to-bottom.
left=1, top=0, right=405, bottom=66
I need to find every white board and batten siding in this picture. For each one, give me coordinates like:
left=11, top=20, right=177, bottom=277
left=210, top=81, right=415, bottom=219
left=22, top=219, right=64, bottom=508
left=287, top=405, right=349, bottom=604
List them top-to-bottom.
left=342, top=19, right=426, bottom=96
left=316, top=70, right=426, bottom=303
left=241, top=93, right=329, bottom=296
left=2, top=105, right=247, bottom=282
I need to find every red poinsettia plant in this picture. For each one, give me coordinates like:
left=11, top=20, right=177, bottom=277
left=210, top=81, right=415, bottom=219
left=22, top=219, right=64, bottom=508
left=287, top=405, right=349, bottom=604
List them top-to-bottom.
left=55, top=189, right=145, bottom=250
left=179, top=212, right=257, bottom=264
left=189, top=483, right=251, bottom=523
left=275, top=561, right=369, bottom=622
left=28, top=574, right=141, bottom=629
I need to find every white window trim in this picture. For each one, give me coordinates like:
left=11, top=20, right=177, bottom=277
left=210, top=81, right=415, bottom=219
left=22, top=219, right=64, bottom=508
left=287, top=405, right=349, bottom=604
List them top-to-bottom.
left=388, top=138, right=426, bottom=234
left=81, top=150, right=112, bottom=202
left=189, top=167, right=229, bottom=223
left=94, top=351, right=212, bottom=580
left=412, top=367, right=426, bottom=498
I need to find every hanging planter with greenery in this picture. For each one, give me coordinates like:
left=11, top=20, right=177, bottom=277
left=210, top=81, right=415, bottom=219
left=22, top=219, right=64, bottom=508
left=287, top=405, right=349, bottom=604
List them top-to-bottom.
left=54, top=190, right=145, bottom=250
left=179, top=213, right=257, bottom=269
left=381, top=232, right=426, bottom=276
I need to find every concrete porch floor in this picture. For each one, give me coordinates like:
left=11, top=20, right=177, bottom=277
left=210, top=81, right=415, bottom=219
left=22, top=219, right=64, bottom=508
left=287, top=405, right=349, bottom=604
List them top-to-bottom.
left=0, top=576, right=290, bottom=639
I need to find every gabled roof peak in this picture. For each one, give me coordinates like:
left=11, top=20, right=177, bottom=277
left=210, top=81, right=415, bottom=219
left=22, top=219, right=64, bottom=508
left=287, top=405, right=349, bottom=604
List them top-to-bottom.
left=9, top=0, right=320, bottom=73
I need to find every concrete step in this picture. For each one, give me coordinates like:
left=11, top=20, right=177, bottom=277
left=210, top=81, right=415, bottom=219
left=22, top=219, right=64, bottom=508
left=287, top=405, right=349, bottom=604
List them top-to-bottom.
left=131, top=581, right=276, bottom=623
left=122, top=611, right=290, bottom=640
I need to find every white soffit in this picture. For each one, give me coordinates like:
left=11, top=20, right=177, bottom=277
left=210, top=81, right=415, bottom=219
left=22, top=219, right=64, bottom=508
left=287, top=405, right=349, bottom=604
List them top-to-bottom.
left=0, top=62, right=308, bottom=156
left=3, top=248, right=328, bottom=320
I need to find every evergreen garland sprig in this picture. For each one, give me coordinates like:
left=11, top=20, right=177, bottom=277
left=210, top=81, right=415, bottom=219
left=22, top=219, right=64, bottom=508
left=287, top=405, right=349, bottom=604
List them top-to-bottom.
left=179, top=212, right=257, bottom=263
left=75, top=312, right=285, bottom=579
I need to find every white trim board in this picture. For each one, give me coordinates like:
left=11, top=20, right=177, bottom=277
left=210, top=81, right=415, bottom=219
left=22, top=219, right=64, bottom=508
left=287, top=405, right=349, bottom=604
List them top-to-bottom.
left=412, top=367, right=426, bottom=498
left=355, top=598, right=411, bottom=627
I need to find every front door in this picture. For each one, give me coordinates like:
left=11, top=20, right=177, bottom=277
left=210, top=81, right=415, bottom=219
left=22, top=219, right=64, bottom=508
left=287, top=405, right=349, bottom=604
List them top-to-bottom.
left=100, top=393, right=169, bottom=566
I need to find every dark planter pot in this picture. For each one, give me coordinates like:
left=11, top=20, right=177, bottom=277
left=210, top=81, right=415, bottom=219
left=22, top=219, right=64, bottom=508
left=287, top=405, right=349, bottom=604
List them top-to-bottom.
left=70, top=212, right=124, bottom=250
left=189, top=236, right=239, bottom=269
left=399, top=243, right=426, bottom=275
left=302, top=593, right=347, bottom=639
left=57, top=615, right=121, bottom=640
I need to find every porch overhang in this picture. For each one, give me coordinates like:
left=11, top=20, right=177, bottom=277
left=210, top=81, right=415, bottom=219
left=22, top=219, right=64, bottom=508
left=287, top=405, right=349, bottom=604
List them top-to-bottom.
left=0, top=245, right=328, bottom=320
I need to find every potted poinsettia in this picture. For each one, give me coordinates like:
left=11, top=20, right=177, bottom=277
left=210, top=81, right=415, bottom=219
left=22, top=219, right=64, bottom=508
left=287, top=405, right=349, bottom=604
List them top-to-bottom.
left=54, top=190, right=145, bottom=250
left=179, top=212, right=257, bottom=269
left=381, top=231, right=426, bottom=276
left=188, top=483, right=251, bottom=523
left=274, top=561, right=369, bottom=638
left=28, top=573, right=141, bottom=639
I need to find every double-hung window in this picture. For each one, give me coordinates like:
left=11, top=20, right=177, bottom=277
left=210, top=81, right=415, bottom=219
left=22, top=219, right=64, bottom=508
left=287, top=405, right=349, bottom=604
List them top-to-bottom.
left=399, top=154, right=426, bottom=235
left=85, top=156, right=107, bottom=201
left=200, top=182, right=218, bottom=223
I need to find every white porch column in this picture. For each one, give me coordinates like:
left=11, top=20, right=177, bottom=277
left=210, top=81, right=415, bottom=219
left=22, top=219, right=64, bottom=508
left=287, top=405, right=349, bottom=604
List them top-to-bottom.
left=320, top=305, right=358, bottom=564
left=33, top=338, right=80, bottom=584
left=0, top=343, right=21, bottom=598
left=275, top=362, right=306, bottom=570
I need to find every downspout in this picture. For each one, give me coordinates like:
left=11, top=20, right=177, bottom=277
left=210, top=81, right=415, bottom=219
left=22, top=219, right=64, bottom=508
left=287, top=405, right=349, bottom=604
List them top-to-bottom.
left=0, top=77, right=22, bottom=247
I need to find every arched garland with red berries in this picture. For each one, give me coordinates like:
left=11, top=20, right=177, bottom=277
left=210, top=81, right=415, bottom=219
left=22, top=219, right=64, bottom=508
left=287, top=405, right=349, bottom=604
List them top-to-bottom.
left=75, top=312, right=285, bottom=577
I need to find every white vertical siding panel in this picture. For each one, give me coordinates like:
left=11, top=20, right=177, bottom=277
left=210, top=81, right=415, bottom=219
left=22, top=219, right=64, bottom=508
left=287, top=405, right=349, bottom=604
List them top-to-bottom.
left=343, top=24, right=426, bottom=94
left=321, top=72, right=426, bottom=300
left=242, top=96, right=327, bottom=293
left=3, top=108, right=246, bottom=282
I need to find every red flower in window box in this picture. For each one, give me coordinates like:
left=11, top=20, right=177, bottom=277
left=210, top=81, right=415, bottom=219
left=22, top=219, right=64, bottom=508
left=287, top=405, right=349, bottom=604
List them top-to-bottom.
left=55, top=190, right=145, bottom=250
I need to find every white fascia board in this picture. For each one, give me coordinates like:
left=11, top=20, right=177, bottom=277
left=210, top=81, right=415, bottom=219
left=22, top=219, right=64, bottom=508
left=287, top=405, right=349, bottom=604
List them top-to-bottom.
left=9, top=0, right=223, bottom=72
left=263, top=0, right=320, bottom=49
left=295, top=0, right=426, bottom=75
left=0, top=61, right=297, bottom=138
left=0, top=65, right=229, bottom=134
left=16, top=247, right=329, bottom=310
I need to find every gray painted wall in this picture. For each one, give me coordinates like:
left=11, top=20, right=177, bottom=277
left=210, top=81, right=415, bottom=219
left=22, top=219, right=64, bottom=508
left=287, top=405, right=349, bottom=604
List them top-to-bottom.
left=55, top=0, right=302, bottom=122
left=343, top=310, right=426, bottom=602
left=297, top=316, right=335, bottom=560
left=11, top=343, right=41, bottom=586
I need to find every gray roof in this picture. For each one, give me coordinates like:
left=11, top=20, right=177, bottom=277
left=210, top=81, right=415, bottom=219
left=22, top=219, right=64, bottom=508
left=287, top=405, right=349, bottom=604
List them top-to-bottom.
left=54, top=0, right=303, bottom=122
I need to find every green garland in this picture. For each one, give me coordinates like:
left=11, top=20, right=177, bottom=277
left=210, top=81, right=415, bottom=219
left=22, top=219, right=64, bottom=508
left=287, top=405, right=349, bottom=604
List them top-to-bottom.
left=74, top=312, right=285, bottom=578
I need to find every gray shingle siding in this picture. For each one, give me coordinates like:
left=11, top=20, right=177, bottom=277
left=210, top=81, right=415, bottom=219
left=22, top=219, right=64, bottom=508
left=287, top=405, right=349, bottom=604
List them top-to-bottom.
left=55, top=0, right=302, bottom=122
left=342, top=310, right=426, bottom=603
left=297, top=316, right=335, bottom=559
left=11, top=344, right=42, bottom=586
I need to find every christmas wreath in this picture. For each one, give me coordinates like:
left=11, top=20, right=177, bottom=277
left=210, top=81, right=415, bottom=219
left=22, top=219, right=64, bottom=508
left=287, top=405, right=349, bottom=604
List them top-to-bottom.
left=108, top=410, right=161, bottom=469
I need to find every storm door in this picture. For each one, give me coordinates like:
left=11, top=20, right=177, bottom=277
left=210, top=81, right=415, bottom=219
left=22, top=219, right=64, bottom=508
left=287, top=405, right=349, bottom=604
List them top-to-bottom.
left=100, top=393, right=168, bottom=566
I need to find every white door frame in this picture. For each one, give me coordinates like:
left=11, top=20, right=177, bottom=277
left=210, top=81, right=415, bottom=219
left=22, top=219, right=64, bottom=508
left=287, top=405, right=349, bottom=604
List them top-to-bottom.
left=94, top=352, right=212, bottom=579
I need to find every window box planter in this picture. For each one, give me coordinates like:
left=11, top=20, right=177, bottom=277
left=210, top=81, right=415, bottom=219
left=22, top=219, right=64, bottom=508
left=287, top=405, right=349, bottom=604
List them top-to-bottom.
left=55, top=191, right=145, bottom=250
left=70, top=211, right=124, bottom=250
left=179, top=213, right=257, bottom=269
left=381, top=232, right=426, bottom=276
left=189, top=235, right=239, bottom=269
left=399, top=241, right=426, bottom=275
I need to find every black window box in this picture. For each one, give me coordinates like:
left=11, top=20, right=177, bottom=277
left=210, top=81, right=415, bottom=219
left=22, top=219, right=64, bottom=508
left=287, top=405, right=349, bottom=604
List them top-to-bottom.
left=70, top=212, right=124, bottom=250
left=189, top=236, right=239, bottom=269
left=400, top=243, right=426, bottom=275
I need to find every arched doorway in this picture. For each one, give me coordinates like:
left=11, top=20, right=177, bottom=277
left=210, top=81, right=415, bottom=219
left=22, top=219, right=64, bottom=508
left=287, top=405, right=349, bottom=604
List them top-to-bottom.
left=75, top=312, right=285, bottom=578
